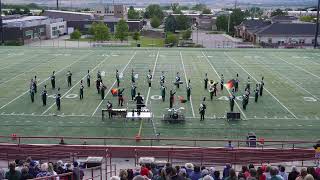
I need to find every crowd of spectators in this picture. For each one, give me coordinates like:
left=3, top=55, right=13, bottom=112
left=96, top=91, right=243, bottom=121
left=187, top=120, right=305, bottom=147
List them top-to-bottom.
left=0, top=157, right=84, bottom=180
left=110, top=163, right=320, bottom=180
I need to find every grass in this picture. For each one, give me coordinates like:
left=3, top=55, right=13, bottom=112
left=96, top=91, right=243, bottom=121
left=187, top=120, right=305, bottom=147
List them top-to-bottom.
left=0, top=47, right=319, bottom=147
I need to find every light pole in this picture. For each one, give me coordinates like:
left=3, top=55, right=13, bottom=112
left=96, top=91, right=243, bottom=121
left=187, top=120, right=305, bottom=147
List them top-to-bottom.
left=0, top=0, right=4, bottom=45
left=314, top=0, right=320, bottom=48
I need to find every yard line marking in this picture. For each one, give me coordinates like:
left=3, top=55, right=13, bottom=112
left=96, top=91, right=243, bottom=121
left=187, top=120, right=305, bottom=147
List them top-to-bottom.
left=144, top=50, right=159, bottom=138
left=145, top=50, right=159, bottom=105
left=180, top=51, right=195, bottom=118
left=202, top=51, right=247, bottom=120
left=91, top=52, right=137, bottom=117
left=224, top=52, right=297, bottom=119
left=0, top=53, right=91, bottom=111
left=0, top=54, right=39, bottom=71
left=41, top=54, right=111, bottom=115
left=257, top=54, right=319, bottom=101
left=273, top=54, right=320, bottom=79
left=0, top=56, right=60, bottom=86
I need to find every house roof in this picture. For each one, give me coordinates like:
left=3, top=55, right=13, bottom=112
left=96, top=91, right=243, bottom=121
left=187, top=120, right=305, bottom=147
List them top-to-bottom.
left=237, top=19, right=271, bottom=30
left=256, top=23, right=317, bottom=36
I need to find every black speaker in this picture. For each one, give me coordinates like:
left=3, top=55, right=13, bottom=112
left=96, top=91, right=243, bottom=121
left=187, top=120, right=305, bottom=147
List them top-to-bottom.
left=227, top=112, right=241, bottom=120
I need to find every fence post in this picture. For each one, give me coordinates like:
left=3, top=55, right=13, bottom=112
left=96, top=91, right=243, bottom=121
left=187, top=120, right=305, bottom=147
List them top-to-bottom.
left=100, top=165, right=102, bottom=180
left=91, top=168, right=94, bottom=180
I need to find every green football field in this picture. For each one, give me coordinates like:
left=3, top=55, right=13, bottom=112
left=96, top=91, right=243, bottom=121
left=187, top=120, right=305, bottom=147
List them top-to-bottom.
left=0, top=47, right=319, bottom=147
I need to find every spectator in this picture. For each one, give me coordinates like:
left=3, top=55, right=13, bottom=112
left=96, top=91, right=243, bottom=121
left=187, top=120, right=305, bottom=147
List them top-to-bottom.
left=15, top=160, right=24, bottom=173
left=56, top=160, right=66, bottom=174
left=5, top=161, right=21, bottom=180
left=28, top=161, right=39, bottom=178
left=48, top=162, right=59, bottom=180
left=72, top=162, right=84, bottom=180
left=36, top=163, right=53, bottom=178
left=65, top=163, right=73, bottom=180
left=151, top=163, right=158, bottom=177
left=185, top=163, right=194, bottom=177
left=141, top=164, right=150, bottom=177
left=223, top=164, right=232, bottom=180
left=249, top=164, right=255, bottom=170
left=316, top=165, right=320, bottom=178
left=133, top=166, right=141, bottom=177
left=190, top=166, right=201, bottom=180
left=242, top=166, right=250, bottom=178
left=264, top=166, right=272, bottom=180
left=279, top=166, right=288, bottom=180
left=20, top=167, right=33, bottom=180
left=169, top=167, right=184, bottom=180
left=209, top=167, right=215, bottom=178
left=257, top=167, right=267, bottom=180
left=288, top=167, right=299, bottom=180
left=307, top=167, right=318, bottom=180
left=0, top=168, right=5, bottom=180
left=155, top=168, right=166, bottom=180
left=178, top=168, right=190, bottom=180
left=225, top=168, right=237, bottom=180
left=248, top=168, right=257, bottom=180
left=269, top=168, right=283, bottom=180
left=296, top=168, right=307, bottom=180
left=119, top=169, right=128, bottom=180
left=127, top=169, right=134, bottom=180
left=202, top=169, right=209, bottom=178
left=214, top=170, right=221, bottom=180
left=238, top=172, right=245, bottom=180
left=304, top=174, right=314, bottom=180
left=133, top=175, right=145, bottom=180
left=203, top=175, right=214, bottom=180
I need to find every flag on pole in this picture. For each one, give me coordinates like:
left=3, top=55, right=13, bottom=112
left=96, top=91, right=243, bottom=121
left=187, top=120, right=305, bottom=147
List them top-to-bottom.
left=225, top=79, right=236, bottom=89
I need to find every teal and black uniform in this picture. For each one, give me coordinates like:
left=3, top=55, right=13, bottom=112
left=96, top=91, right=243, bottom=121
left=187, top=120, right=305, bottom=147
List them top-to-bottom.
left=86, top=70, right=90, bottom=87
left=51, top=71, right=55, bottom=89
left=80, top=83, right=84, bottom=100
left=131, top=84, right=136, bottom=100
left=161, top=85, right=166, bottom=102
left=41, top=86, right=47, bottom=106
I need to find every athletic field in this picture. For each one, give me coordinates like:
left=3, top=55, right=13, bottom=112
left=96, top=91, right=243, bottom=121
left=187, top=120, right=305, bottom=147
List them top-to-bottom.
left=0, top=47, right=319, bottom=147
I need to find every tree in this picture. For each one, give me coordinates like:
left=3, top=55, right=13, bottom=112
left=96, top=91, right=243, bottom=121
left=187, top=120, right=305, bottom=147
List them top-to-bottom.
left=171, top=3, right=179, bottom=12
left=144, top=4, right=164, bottom=20
left=191, top=4, right=207, bottom=11
left=128, top=6, right=140, bottom=20
left=245, top=7, right=264, bottom=18
left=23, top=8, right=31, bottom=15
left=202, top=8, right=212, bottom=14
left=229, top=9, right=246, bottom=34
left=271, top=9, right=288, bottom=17
left=164, top=15, right=177, bottom=33
left=175, top=15, right=190, bottom=30
left=216, top=15, right=228, bottom=31
left=150, top=16, right=161, bottom=28
left=300, top=16, right=316, bottom=22
left=115, top=19, right=129, bottom=42
left=90, top=22, right=110, bottom=41
left=70, top=29, right=82, bottom=40
left=182, top=29, right=192, bottom=40
left=132, top=31, right=140, bottom=43
left=165, top=32, right=178, bottom=45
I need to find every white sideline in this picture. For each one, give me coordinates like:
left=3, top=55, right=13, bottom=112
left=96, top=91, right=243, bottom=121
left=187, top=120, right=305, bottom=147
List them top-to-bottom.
left=145, top=50, right=159, bottom=105
left=180, top=51, right=195, bottom=118
left=202, top=51, right=247, bottom=120
left=91, top=52, right=137, bottom=117
left=224, top=52, right=298, bottom=119
left=0, top=53, right=92, bottom=111
left=41, top=55, right=111, bottom=115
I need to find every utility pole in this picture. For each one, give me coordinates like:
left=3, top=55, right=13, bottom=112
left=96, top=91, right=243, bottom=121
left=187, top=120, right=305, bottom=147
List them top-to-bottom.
left=0, top=0, right=3, bottom=45
left=56, top=0, right=59, bottom=10
left=234, top=0, right=237, bottom=9
left=314, top=0, right=320, bottom=48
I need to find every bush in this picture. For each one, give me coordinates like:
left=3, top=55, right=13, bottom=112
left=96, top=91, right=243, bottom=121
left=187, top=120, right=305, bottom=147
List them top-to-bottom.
left=150, top=16, right=161, bottom=28
left=70, top=29, right=82, bottom=40
left=182, top=29, right=192, bottom=40
left=165, top=32, right=178, bottom=46
left=4, top=40, right=23, bottom=46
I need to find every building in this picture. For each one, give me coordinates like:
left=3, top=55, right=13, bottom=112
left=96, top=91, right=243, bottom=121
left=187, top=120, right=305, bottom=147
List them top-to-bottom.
left=95, top=4, right=127, bottom=19
left=43, top=10, right=95, bottom=21
left=287, top=11, right=318, bottom=17
left=197, top=15, right=217, bottom=31
left=271, top=15, right=299, bottom=23
left=1, top=16, right=67, bottom=44
left=235, top=19, right=271, bottom=42
left=256, top=23, right=319, bottom=46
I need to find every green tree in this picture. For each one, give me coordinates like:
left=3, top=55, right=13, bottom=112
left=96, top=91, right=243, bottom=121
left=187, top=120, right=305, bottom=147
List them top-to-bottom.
left=171, top=3, right=179, bottom=12
left=144, top=4, right=164, bottom=20
left=191, top=4, right=207, bottom=11
left=128, top=6, right=140, bottom=19
left=245, top=7, right=264, bottom=18
left=23, top=8, right=31, bottom=15
left=202, top=8, right=212, bottom=14
left=229, top=9, right=246, bottom=34
left=271, top=9, right=288, bottom=17
left=175, top=14, right=190, bottom=30
left=165, top=15, right=177, bottom=33
left=216, top=15, right=228, bottom=31
left=150, top=16, right=161, bottom=28
left=300, top=16, right=316, bottom=22
left=115, top=19, right=129, bottom=42
left=90, top=22, right=110, bottom=41
left=70, top=29, right=82, bottom=40
left=182, top=29, right=192, bottom=40
left=132, top=31, right=140, bottom=43
left=165, top=32, right=178, bottom=45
